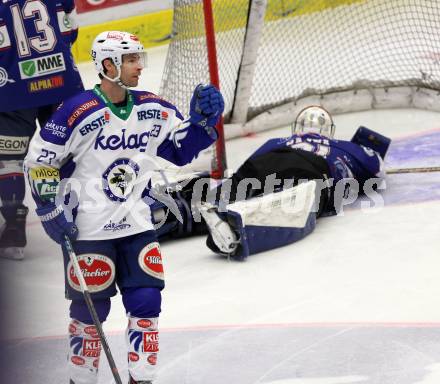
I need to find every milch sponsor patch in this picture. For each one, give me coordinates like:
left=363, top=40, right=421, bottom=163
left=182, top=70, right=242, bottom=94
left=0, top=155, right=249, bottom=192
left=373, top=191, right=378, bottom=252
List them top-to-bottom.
left=138, top=242, right=164, bottom=280
left=67, top=254, right=115, bottom=292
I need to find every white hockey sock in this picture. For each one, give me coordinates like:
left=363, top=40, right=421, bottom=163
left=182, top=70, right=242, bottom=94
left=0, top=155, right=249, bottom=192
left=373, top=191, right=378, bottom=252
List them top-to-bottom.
left=126, top=316, right=159, bottom=382
left=68, top=319, right=102, bottom=384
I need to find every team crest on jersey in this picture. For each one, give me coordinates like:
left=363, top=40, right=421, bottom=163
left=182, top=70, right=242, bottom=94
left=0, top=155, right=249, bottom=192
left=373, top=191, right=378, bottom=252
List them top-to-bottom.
left=102, top=158, right=140, bottom=202
left=138, top=242, right=164, bottom=280
left=67, top=254, right=115, bottom=292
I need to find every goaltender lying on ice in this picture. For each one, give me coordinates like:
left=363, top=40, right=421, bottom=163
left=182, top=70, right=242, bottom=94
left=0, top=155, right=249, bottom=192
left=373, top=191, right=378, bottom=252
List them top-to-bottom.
left=150, top=105, right=391, bottom=260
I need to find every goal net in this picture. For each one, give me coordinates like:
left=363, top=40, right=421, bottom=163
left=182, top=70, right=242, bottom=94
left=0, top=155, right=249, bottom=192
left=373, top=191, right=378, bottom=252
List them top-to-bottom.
left=159, top=0, right=440, bottom=171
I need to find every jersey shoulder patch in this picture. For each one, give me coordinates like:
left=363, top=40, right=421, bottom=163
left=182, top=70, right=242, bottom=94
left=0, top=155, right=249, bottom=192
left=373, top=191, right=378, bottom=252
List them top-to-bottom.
left=39, top=90, right=103, bottom=145
left=63, top=90, right=105, bottom=128
left=132, top=91, right=183, bottom=120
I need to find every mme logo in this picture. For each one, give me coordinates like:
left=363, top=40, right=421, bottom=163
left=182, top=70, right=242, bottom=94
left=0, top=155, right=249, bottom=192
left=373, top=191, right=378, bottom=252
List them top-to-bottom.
left=19, top=53, right=66, bottom=79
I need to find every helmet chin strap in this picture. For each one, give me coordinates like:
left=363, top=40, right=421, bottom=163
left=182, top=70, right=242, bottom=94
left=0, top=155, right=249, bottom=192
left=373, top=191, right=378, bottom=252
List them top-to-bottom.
left=101, top=67, right=130, bottom=89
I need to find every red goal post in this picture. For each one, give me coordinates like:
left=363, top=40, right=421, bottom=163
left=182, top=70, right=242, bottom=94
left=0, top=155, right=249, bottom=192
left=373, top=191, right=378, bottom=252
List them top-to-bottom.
left=159, top=0, right=440, bottom=177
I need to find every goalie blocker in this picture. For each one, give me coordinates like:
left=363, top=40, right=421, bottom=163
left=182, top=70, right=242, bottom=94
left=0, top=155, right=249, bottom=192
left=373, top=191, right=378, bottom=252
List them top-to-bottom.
left=199, top=181, right=318, bottom=260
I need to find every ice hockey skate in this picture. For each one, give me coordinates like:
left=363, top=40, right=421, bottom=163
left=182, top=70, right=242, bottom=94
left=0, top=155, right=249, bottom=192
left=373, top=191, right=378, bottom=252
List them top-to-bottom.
left=198, top=202, right=238, bottom=254
left=0, top=205, right=28, bottom=260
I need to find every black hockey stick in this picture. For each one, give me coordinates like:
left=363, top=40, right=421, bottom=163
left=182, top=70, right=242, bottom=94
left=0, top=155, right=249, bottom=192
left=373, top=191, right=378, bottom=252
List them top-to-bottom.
left=386, top=166, right=440, bottom=174
left=64, top=236, right=123, bottom=384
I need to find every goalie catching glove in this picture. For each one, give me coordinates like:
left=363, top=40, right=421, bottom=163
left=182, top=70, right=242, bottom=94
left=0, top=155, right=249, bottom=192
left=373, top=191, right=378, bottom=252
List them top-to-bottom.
left=189, top=84, right=224, bottom=132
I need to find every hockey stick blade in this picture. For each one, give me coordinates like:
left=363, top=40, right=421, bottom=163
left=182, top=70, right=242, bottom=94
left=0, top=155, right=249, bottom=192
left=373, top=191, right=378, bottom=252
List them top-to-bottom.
left=386, top=166, right=440, bottom=174
left=64, top=236, right=123, bottom=384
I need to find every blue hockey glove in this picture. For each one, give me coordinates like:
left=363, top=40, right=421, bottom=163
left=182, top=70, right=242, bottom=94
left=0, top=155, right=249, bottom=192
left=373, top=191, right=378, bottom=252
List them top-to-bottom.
left=189, top=84, right=225, bottom=128
left=351, top=126, right=391, bottom=159
left=36, top=204, right=78, bottom=245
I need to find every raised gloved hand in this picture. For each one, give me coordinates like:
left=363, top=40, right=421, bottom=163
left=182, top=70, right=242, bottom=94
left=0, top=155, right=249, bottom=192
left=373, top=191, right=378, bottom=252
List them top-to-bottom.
left=189, top=84, right=225, bottom=128
left=36, top=203, right=78, bottom=244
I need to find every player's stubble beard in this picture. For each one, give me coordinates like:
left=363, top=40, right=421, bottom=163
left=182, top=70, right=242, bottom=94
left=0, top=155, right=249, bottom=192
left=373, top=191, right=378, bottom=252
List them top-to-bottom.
left=121, top=67, right=141, bottom=88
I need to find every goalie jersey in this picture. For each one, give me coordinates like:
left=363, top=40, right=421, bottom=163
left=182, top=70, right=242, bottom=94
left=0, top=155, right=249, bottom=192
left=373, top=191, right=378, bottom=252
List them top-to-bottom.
left=0, top=0, right=83, bottom=112
left=24, top=87, right=216, bottom=240
left=251, top=132, right=386, bottom=193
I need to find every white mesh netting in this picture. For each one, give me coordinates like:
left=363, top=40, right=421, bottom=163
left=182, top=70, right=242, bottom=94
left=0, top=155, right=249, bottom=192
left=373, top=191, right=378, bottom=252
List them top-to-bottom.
left=160, top=0, right=440, bottom=128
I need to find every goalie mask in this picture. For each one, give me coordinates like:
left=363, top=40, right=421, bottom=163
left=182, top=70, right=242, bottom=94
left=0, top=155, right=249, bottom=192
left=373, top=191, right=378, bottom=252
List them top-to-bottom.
left=91, top=31, right=146, bottom=88
left=293, top=105, right=335, bottom=138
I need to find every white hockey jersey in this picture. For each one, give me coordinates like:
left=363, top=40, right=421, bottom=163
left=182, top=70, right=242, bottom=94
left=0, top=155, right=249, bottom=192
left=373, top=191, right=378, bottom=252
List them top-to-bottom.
left=25, top=86, right=216, bottom=240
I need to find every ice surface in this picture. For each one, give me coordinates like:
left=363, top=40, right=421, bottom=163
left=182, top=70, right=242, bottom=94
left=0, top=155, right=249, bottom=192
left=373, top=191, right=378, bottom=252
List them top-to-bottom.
left=1, top=44, right=440, bottom=384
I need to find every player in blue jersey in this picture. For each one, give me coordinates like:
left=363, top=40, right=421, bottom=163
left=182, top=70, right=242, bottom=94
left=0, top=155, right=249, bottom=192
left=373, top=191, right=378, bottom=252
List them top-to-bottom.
left=0, top=0, right=84, bottom=260
left=24, top=30, right=223, bottom=384
left=197, top=105, right=391, bottom=260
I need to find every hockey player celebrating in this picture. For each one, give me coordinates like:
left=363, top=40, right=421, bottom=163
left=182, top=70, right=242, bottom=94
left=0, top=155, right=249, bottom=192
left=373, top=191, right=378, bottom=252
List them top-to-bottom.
left=0, top=0, right=84, bottom=260
left=24, top=31, right=224, bottom=384
left=199, top=105, right=390, bottom=260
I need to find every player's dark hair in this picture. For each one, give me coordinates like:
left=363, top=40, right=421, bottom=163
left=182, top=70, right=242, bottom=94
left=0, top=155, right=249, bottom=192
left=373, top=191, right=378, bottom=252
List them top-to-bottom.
left=99, top=58, right=113, bottom=79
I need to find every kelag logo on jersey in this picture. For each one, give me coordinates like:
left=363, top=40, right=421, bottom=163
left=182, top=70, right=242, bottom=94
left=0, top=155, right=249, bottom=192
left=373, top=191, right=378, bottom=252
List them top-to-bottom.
left=18, top=53, right=66, bottom=79
left=94, top=127, right=161, bottom=152
left=102, top=158, right=140, bottom=202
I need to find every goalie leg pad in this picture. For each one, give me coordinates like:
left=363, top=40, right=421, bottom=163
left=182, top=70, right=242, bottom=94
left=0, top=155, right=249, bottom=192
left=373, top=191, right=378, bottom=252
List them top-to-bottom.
left=210, top=181, right=318, bottom=260
left=231, top=212, right=316, bottom=260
